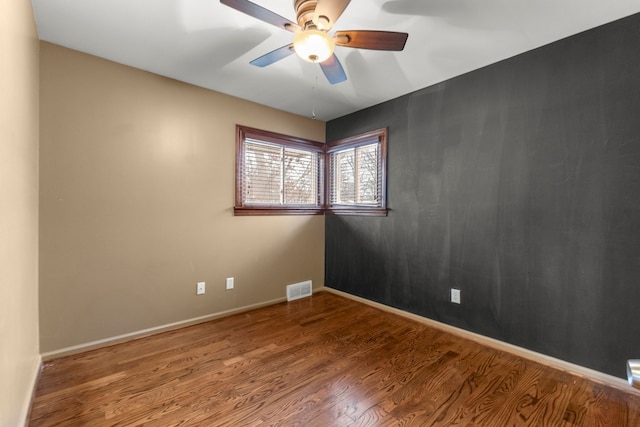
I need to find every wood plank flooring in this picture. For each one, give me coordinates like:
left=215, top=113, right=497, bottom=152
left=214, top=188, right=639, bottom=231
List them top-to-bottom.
left=29, top=292, right=640, bottom=426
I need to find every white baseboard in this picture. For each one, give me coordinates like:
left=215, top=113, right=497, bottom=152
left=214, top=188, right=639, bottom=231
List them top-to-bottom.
left=321, top=287, right=640, bottom=396
left=41, top=297, right=288, bottom=361
left=21, top=355, right=42, bottom=427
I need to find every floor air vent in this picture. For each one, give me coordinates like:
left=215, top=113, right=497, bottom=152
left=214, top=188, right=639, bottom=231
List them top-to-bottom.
left=286, top=280, right=312, bottom=301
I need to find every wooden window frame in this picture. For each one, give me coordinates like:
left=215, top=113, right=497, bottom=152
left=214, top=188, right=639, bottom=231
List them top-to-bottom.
left=234, top=125, right=325, bottom=216
left=234, top=125, right=387, bottom=216
left=325, top=128, right=388, bottom=217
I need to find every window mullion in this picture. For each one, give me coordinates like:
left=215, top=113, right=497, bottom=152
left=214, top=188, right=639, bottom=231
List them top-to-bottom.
left=280, top=146, right=285, bottom=205
left=355, top=147, right=361, bottom=204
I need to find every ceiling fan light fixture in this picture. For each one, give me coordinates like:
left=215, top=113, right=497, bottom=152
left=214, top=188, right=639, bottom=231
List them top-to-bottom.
left=293, top=29, right=335, bottom=63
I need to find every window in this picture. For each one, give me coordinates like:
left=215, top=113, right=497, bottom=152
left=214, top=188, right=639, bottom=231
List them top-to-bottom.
left=235, top=125, right=387, bottom=216
left=235, top=126, right=324, bottom=215
left=326, top=128, right=387, bottom=216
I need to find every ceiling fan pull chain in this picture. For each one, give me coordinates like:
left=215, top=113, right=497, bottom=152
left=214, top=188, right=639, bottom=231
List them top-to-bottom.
left=312, top=74, right=318, bottom=120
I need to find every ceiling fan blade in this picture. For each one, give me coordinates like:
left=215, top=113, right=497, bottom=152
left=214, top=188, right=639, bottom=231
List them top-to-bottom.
left=220, top=0, right=300, bottom=33
left=313, top=0, right=351, bottom=30
left=334, top=30, right=408, bottom=51
left=250, top=44, right=295, bottom=67
left=320, top=54, right=347, bottom=84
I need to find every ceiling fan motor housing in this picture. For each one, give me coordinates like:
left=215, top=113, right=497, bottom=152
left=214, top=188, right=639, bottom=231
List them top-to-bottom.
left=294, top=0, right=328, bottom=30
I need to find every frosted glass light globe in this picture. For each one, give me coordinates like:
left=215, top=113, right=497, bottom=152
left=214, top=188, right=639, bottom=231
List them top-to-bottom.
left=294, top=30, right=335, bottom=63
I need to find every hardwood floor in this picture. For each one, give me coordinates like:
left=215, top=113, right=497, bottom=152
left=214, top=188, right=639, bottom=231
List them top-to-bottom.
left=30, top=292, right=640, bottom=426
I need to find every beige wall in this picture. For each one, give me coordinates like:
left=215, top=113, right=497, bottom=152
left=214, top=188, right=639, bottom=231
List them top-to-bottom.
left=0, top=0, right=41, bottom=425
left=39, top=43, right=325, bottom=353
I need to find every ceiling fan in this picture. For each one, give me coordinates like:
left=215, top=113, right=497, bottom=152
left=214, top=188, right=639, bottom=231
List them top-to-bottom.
left=220, top=0, right=409, bottom=84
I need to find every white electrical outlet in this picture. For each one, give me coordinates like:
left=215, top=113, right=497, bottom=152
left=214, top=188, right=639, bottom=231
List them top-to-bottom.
left=226, top=277, right=234, bottom=290
left=197, top=282, right=205, bottom=295
left=451, top=288, right=461, bottom=304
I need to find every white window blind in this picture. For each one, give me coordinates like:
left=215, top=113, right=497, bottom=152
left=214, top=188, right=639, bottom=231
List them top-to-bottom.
left=242, top=138, right=320, bottom=207
left=329, top=142, right=382, bottom=207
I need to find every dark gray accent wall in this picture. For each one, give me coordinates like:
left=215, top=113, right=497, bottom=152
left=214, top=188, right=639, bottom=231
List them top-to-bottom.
left=326, top=13, right=640, bottom=378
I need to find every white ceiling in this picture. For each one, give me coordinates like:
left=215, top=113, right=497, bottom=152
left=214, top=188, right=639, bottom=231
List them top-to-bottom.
left=31, top=0, right=640, bottom=121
